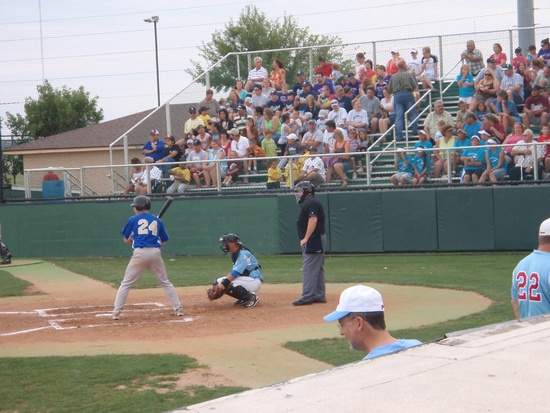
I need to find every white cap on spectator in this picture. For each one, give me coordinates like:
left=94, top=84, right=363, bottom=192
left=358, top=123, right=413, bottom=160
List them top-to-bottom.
left=287, top=133, right=297, bottom=141
left=539, top=218, right=550, bottom=235
left=324, top=285, right=385, bottom=322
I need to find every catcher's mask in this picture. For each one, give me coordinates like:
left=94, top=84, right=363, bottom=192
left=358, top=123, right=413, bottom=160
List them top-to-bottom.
left=295, top=181, right=315, bottom=204
left=131, top=195, right=151, bottom=211
left=219, top=233, right=241, bottom=253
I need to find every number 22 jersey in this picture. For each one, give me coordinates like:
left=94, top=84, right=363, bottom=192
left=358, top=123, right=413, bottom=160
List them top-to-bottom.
left=511, top=250, right=550, bottom=319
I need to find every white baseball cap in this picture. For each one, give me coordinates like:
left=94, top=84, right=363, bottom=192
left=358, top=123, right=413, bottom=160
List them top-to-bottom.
left=539, top=218, right=550, bottom=235
left=324, top=285, right=385, bottom=322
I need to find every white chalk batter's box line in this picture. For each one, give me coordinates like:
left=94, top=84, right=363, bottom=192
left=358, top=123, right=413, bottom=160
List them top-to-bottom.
left=0, top=303, right=195, bottom=337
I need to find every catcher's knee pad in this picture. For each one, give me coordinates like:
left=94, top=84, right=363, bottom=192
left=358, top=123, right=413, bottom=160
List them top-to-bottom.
left=225, top=284, right=252, bottom=301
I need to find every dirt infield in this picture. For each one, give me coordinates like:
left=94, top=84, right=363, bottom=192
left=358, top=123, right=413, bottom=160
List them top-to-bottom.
left=0, top=261, right=491, bottom=388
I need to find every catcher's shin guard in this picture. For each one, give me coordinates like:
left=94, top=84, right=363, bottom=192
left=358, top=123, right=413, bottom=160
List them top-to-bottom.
left=225, top=284, right=253, bottom=301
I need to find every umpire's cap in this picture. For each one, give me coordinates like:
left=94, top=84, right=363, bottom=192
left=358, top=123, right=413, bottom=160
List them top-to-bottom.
left=131, top=195, right=151, bottom=211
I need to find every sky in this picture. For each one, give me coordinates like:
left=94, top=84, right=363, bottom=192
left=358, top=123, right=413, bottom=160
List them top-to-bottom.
left=1, top=0, right=549, bottom=135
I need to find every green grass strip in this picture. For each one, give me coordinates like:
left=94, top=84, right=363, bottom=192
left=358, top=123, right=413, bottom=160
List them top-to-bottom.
left=0, top=269, right=33, bottom=297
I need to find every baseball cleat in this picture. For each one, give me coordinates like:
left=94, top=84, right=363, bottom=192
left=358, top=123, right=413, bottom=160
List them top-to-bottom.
left=242, top=294, right=260, bottom=308
left=233, top=299, right=246, bottom=306
left=292, top=299, right=313, bottom=306
left=175, top=307, right=184, bottom=317
left=111, top=311, right=120, bottom=320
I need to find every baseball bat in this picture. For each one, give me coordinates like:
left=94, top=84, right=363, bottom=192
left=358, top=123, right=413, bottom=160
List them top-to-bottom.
left=157, top=196, right=174, bottom=219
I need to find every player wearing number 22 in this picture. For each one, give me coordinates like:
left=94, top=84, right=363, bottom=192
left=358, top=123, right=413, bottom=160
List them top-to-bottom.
left=112, top=195, right=183, bottom=320
left=511, top=217, right=550, bottom=320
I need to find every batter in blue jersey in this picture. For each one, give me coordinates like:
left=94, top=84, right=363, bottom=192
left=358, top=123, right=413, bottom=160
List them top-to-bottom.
left=511, top=217, right=550, bottom=320
left=213, top=233, right=263, bottom=308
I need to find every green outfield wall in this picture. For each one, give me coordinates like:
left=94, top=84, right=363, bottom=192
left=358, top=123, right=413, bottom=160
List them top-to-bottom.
left=1, top=186, right=548, bottom=258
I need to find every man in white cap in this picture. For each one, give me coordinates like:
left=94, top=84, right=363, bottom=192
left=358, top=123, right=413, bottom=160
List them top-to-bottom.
left=327, top=99, right=347, bottom=127
left=512, top=218, right=550, bottom=320
left=324, top=285, right=421, bottom=359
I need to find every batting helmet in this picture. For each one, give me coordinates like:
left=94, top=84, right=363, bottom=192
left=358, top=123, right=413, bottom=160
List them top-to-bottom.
left=295, top=181, right=315, bottom=204
left=131, top=195, right=151, bottom=211
left=219, top=233, right=241, bottom=253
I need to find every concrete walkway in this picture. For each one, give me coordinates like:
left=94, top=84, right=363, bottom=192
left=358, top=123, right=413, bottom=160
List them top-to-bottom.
left=178, top=314, right=550, bottom=413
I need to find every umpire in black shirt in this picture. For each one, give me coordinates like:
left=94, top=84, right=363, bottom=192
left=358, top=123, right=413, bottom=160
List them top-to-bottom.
left=293, top=181, right=326, bottom=306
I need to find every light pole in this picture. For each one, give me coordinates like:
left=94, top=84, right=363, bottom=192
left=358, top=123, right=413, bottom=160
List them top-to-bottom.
left=144, top=16, right=160, bottom=107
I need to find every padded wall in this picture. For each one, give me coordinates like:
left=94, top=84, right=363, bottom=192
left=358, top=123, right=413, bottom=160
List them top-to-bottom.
left=437, top=188, right=495, bottom=251
left=381, top=189, right=438, bottom=251
left=328, top=192, right=383, bottom=253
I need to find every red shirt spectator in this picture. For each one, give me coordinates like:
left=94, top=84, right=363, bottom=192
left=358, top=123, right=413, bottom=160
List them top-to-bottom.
left=43, top=170, right=60, bottom=181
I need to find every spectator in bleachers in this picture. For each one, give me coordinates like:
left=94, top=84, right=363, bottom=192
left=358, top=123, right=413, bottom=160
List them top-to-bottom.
left=538, top=38, right=550, bottom=64
left=461, top=40, right=485, bottom=77
left=490, top=43, right=508, bottom=67
left=527, top=45, right=538, bottom=65
left=420, top=47, right=438, bottom=90
left=513, top=47, right=527, bottom=70
left=408, top=49, right=423, bottom=79
left=386, top=50, right=404, bottom=75
left=355, top=53, right=367, bottom=76
left=316, top=56, right=333, bottom=78
left=245, top=57, right=268, bottom=91
left=477, top=58, right=505, bottom=84
left=528, top=58, right=543, bottom=85
left=270, top=59, right=286, bottom=91
left=364, top=60, right=377, bottom=82
left=387, top=60, right=419, bottom=141
left=516, top=61, right=531, bottom=99
left=329, top=62, right=343, bottom=83
left=534, top=63, right=550, bottom=97
left=500, top=64, right=524, bottom=105
left=376, top=65, right=392, bottom=84
left=457, top=65, right=475, bottom=105
left=470, top=68, right=500, bottom=112
left=293, top=71, right=306, bottom=96
left=314, top=72, right=335, bottom=95
left=346, top=73, right=361, bottom=97
left=374, top=74, right=387, bottom=100
left=358, top=77, right=374, bottom=98
left=262, top=78, right=275, bottom=96
left=235, top=79, right=248, bottom=100
left=299, top=82, right=318, bottom=112
left=279, top=83, right=291, bottom=104
left=251, top=84, right=269, bottom=108
left=318, top=85, right=334, bottom=110
left=334, top=85, right=353, bottom=112
left=521, top=85, right=549, bottom=129
left=359, top=86, right=380, bottom=134
left=199, top=89, right=221, bottom=117
left=494, top=89, right=521, bottom=133
left=227, top=90, right=243, bottom=115
left=266, top=90, right=283, bottom=115
left=303, top=95, right=320, bottom=120
left=243, top=97, right=254, bottom=115
left=347, top=98, right=370, bottom=134
left=328, top=100, right=347, bottom=127
left=423, top=100, right=454, bottom=141
left=455, top=101, right=469, bottom=130
left=475, top=101, right=488, bottom=122
left=233, top=105, right=248, bottom=132
left=254, top=106, right=265, bottom=141
left=184, top=107, right=204, bottom=139
left=198, top=107, right=211, bottom=129
left=218, top=108, right=233, bottom=131
left=263, top=108, right=281, bottom=145
left=317, top=109, right=328, bottom=132
left=462, top=111, right=482, bottom=139
left=278, top=113, right=292, bottom=153
left=481, top=113, right=506, bottom=143
left=243, top=116, right=259, bottom=142
left=323, top=119, right=337, bottom=153
left=301, top=120, right=325, bottom=154
left=502, top=121, right=526, bottom=165
left=210, top=122, right=222, bottom=141
left=195, top=124, right=211, bottom=151
left=433, top=124, right=456, bottom=179
left=537, top=125, right=550, bottom=175
left=509, top=128, right=545, bottom=180
left=142, top=129, right=165, bottom=161
left=261, top=129, right=278, bottom=158
left=325, top=129, right=350, bottom=187
left=358, top=129, right=371, bottom=152
left=453, top=129, right=471, bottom=177
left=219, top=130, right=232, bottom=156
left=415, top=130, right=433, bottom=152
left=278, top=132, right=300, bottom=172
left=157, top=135, right=182, bottom=175
left=461, top=135, right=485, bottom=184
left=246, top=138, right=265, bottom=174
left=187, top=139, right=208, bottom=188
left=479, top=139, right=507, bottom=184
left=297, top=146, right=326, bottom=186
left=412, top=146, right=430, bottom=185
left=391, top=148, right=413, bottom=185
left=223, top=150, right=243, bottom=186
left=143, top=156, right=162, bottom=186
left=124, top=157, right=147, bottom=195
left=266, top=159, right=282, bottom=189
left=166, top=162, right=190, bottom=194
left=43, top=167, right=60, bottom=181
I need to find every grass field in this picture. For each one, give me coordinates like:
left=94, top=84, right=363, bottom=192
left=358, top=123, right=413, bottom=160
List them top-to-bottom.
left=0, top=253, right=524, bottom=412
left=0, top=269, right=33, bottom=297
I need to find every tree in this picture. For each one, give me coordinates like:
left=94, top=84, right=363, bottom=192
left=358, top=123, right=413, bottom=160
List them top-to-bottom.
left=186, top=6, right=344, bottom=92
left=5, top=80, right=104, bottom=140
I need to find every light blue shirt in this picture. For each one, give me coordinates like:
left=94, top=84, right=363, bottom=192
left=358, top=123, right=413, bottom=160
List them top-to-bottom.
left=231, top=248, right=264, bottom=282
left=512, top=250, right=550, bottom=319
left=364, top=339, right=422, bottom=359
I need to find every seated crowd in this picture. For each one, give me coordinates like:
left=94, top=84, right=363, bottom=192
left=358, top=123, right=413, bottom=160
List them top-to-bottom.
left=135, top=39, right=550, bottom=192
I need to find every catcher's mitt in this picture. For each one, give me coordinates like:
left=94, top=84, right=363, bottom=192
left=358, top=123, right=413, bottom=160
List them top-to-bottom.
left=207, top=286, right=225, bottom=301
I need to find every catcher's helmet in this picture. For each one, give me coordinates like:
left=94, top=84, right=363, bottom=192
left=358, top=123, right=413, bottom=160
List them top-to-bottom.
left=295, top=181, right=315, bottom=204
left=131, top=195, right=151, bottom=211
left=219, top=233, right=241, bottom=253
